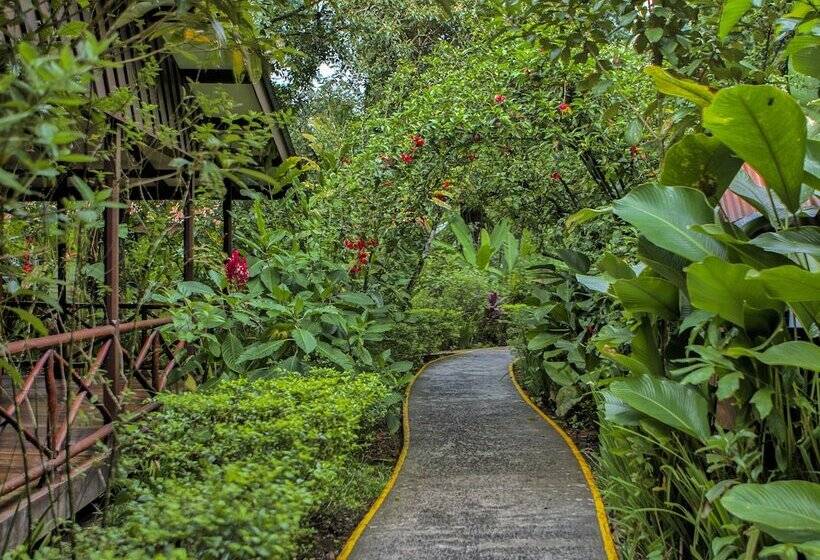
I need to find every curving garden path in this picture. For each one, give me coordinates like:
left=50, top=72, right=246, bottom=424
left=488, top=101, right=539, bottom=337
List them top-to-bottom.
left=341, top=348, right=614, bottom=560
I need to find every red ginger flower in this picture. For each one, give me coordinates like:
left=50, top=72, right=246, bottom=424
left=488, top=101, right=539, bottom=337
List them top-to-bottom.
left=494, top=94, right=506, bottom=104
left=558, top=102, right=571, bottom=114
left=411, top=134, right=426, bottom=148
left=400, top=153, right=414, bottom=165
left=550, top=170, right=562, bottom=181
left=225, top=249, right=249, bottom=288
left=358, top=251, right=369, bottom=264
left=22, top=252, right=33, bottom=274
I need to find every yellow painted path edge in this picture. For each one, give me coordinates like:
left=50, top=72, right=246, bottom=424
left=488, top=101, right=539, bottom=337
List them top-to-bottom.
left=336, top=352, right=464, bottom=560
left=508, top=361, right=619, bottom=560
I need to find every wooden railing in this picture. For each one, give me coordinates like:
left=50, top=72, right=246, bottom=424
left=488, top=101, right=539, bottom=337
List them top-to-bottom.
left=0, top=317, right=182, bottom=497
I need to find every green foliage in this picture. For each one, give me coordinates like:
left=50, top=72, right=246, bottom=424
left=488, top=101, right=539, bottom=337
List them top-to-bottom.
left=381, top=307, right=462, bottom=364
left=7, top=369, right=392, bottom=560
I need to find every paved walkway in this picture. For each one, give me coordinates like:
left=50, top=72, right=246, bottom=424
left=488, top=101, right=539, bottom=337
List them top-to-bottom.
left=347, top=348, right=608, bottom=559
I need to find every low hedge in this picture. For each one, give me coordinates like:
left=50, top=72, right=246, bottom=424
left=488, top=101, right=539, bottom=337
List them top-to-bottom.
left=383, top=307, right=462, bottom=364
left=9, top=369, right=391, bottom=560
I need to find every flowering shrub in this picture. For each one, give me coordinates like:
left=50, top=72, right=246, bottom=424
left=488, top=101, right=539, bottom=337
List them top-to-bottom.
left=224, top=249, right=249, bottom=288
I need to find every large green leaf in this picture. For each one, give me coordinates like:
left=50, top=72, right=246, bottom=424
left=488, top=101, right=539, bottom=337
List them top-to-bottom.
left=718, top=0, right=753, bottom=39
left=791, top=42, right=820, bottom=80
left=644, top=66, right=715, bottom=107
left=704, top=85, right=807, bottom=212
left=660, top=134, right=742, bottom=201
left=728, top=170, right=788, bottom=226
left=613, top=184, right=727, bottom=262
left=565, top=206, right=612, bottom=231
left=449, top=213, right=476, bottom=265
left=749, top=227, right=820, bottom=258
left=475, top=229, right=493, bottom=270
left=637, top=237, right=688, bottom=291
left=597, top=253, right=635, bottom=279
left=686, top=257, right=780, bottom=328
left=751, top=266, right=820, bottom=303
left=612, top=277, right=679, bottom=320
left=337, top=292, right=374, bottom=307
left=292, top=328, right=317, bottom=355
left=221, top=333, right=244, bottom=373
left=236, top=340, right=286, bottom=364
left=316, top=341, right=355, bottom=370
left=727, top=341, right=820, bottom=372
left=610, top=375, right=711, bottom=442
left=722, top=481, right=820, bottom=543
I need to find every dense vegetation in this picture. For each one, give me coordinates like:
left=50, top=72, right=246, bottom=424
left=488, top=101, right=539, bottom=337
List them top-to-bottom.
left=1, top=0, right=818, bottom=559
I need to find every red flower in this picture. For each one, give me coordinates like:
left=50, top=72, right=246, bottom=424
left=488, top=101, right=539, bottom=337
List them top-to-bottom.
left=494, top=94, right=506, bottom=104
left=558, top=102, right=571, bottom=114
left=411, top=134, right=426, bottom=148
left=630, top=145, right=640, bottom=159
left=400, top=153, right=414, bottom=165
left=550, top=170, right=562, bottom=182
left=442, top=180, right=453, bottom=190
left=343, top=239, right=355, bottom=250
left=225, top=249, right=249, bottom=288
left=358, top=250, right=369, bottom=264
left=22, top=252, right=33, bottom=274
left=350, top=265, right=361, bottom=276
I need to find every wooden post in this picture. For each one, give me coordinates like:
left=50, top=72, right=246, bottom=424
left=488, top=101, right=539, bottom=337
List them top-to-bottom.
left=104, top=128, right=123, bottom=415
left=183, top=180, right=194, bottom=280
left=222, top=188, right=233, bottom=256
left=56, top=197, right=67, bottom=310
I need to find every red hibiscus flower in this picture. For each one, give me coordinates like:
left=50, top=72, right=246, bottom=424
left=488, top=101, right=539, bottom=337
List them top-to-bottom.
left=400, top=153, right=414, bottom=165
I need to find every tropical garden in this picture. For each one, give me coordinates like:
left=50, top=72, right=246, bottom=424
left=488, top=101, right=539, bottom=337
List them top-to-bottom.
left=0, top=0, right=818, bottom=558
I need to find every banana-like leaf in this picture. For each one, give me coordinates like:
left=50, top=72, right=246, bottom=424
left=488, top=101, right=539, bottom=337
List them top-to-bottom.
left=718, top=0, right=753, bottom=39
left=644, top=66, right=715, bottom=107
left=704, top=85, right=807, bottom=212
left=660, top=133, right=742, bottom=202
left=613, top=184, right=727, bottom=262
left=565, top=206, right=612, bottom=231
left=448, top=212, right=476, bottom=265
left=749, top=227, right=820, bottom=258
left=686, top=257, right=782, bottom=328
left=750, top=266, right=820, bottom=303
left=612, top=277, right=679, bottom=320
left=727, top=341, right=820, bottom=372
left=610, top=375, right=710, bottom=442
left=722, top=481, right=820, bottom=543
